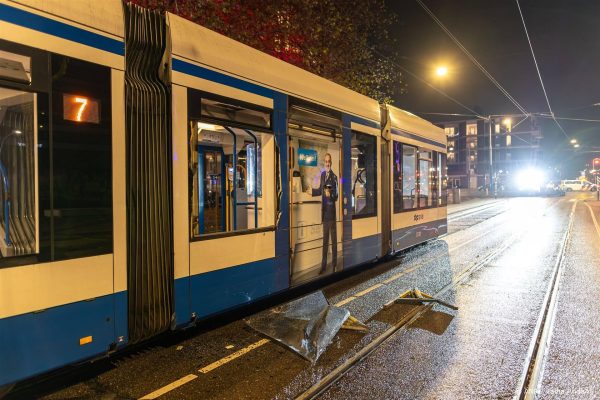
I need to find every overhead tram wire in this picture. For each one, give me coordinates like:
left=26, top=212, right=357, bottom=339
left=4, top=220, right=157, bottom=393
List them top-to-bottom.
left=415, top=0, right=530, bottom=117
left=515, top=0, right=570, bottom=139
left=372, top=48, right=487, bottom=120
left=535, top=115, right=600, bottom=124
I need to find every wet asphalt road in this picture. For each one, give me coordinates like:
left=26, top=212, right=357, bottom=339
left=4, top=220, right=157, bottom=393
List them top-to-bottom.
left=8, top=192, right=600, bottom=399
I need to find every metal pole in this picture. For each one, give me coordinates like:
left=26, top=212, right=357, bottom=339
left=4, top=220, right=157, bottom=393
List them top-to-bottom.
left=488, top=116, right=493, bottom=197
left=244, top=129, right=259, bottom=229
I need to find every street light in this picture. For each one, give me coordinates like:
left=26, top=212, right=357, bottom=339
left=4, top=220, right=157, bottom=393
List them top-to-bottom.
left=435, top=66, right=448, bottom=77
left=570, top=139, right=577, bottom=144
left=574, top=143, right=580, bottom=148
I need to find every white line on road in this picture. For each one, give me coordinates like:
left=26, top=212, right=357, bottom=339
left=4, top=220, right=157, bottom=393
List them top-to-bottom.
left=584, top=202, right=600, bottom=240
left=198, top=338, right=270, bottom=374
left=139, top=374, right=198, bottom=399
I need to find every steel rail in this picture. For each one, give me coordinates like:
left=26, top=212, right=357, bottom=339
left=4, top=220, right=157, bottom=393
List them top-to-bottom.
left=294, top=198, right=567, bottom=400
left=447, top=200, right=504, bottom=221
left=515, top=200, right=576, bottom=400
left=296, top=233, right=520, bottom=400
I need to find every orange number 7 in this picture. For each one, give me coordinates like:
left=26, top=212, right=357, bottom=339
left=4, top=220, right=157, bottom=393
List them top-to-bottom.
left=74, top=97, right=88, bottom=121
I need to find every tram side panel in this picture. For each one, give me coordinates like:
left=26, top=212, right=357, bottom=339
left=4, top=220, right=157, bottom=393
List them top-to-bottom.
left=0, top=2, right=124, bottom=386
left=169, top=49, right=288, bottom=320
left=390, top=133, right=448, bottom=252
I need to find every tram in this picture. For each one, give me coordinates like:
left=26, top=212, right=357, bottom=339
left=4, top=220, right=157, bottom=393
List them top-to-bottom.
left=0, top=0, right=447, bottom=387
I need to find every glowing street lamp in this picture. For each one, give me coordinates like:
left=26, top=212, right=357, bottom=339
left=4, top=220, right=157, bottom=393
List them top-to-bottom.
left=435, top=66, right=448, bottom=77
left=570, top=139, right=577, bottom=144
left=574, top=143, right=580, bottom=148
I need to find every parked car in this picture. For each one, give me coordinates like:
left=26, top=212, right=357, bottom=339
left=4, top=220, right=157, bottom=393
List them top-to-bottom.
left=560, top=180, right=583, bottom=191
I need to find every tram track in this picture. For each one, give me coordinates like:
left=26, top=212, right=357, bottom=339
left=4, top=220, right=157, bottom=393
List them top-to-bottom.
left=389, top=197, right=556, bottom=287
left=295, top=199, right=565, bottom=400
left=447, top=200, right=504, bottom=221
left=515, top=200, right=577, bottom=400
left=296, top=231, right=522, bottom=400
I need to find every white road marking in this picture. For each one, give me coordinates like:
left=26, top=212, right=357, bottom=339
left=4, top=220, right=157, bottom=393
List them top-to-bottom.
left=585, top=202, right=600, bottom=240
left=159, top=204, right=506, bottom=383
left=354, top=283, right=383, bottom=297
left=335, top=297, right=356, bottom=307
left=198, top=339, right=270, bottom=374
left=139, top=374, right=198, bottom=399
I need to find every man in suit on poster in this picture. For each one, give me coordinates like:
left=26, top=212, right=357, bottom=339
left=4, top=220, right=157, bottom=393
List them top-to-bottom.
left=308, top=153, right=338, bottom=274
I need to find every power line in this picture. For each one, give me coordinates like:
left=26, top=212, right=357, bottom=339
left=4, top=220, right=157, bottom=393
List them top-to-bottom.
left=415, top=0, right=530, bottom=116
left=515, top=0, right=569, bottom=139
left=535, top=115, right=600, bottom=123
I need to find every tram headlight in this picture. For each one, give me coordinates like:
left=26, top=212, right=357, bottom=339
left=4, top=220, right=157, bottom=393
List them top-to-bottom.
left=516, top=168, right=545, bottom=192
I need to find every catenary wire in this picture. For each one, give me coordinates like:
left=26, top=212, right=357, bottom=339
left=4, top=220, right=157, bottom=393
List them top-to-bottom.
left=415, top=0, right=530, bottom=116
left=515, top=0, right=570, bottom=139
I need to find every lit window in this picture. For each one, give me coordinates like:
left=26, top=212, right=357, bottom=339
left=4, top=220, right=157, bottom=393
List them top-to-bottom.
left=192, top=123, right=273, bottom=236
left=467, top=124, right=477, bottom=135
left=495, top=124, right=500, bottom=134
left=445, top=127, right=455, bottom=136
left=351, top=131, right=377, bottom=218
left=506, top=135, right=511, bottom=146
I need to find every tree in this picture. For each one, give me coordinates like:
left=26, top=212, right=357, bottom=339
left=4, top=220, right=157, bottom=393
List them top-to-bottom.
left=128, top=0, right=404, bottom=103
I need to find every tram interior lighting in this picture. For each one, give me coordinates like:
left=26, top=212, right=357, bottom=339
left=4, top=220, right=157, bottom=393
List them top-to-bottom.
left=197, top=122, right=218, bottom=131
left=516, top=168, right=545, bottom=192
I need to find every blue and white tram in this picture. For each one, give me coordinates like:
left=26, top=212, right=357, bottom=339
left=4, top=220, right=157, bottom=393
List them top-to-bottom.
left=0, top=0, right=447, bottom=387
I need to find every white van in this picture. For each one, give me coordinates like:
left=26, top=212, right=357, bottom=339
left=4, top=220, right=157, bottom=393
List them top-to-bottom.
left=560, top=180, right=583, bottom=191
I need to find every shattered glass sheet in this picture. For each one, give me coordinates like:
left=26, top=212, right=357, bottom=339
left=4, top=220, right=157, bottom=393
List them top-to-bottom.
left=245, top=291, right=350, bottom=363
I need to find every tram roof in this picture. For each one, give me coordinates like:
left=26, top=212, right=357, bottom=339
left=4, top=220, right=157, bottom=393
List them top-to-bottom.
left=10, top=0, right=124, bottom=39
left=168, top=13, right=381, bottom=124
left=387, top=105, right=446, bottom=145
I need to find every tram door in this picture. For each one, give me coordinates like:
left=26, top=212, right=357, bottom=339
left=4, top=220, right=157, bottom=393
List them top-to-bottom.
left=288, top=113, right=343, bottom=286
left=197, top=146, right=226, bottom=234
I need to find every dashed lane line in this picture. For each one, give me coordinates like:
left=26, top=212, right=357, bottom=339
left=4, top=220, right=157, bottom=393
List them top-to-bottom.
left=139, top=205, right=519, bottom=397
left=353, top=283, right=383, bottom=297
left=334, top=297, right=356, bottom=307
left=198, top=338, right=270, bottom=374
left=138, top=374, right=198, bottom=400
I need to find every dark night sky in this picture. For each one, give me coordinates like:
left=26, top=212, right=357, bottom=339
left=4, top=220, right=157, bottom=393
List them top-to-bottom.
left=386, top=0, right=600, bottom=177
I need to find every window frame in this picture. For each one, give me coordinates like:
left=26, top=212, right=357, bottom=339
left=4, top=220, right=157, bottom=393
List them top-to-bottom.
left=188, top=89, right=276, bottom=242
left=350, top=130, right=377, bottom=220
left=393, top=141, right=444, bottom=213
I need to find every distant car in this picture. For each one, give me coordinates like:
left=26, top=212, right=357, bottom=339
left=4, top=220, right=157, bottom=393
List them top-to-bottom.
left=560, top=180, right=583, bottom=192
left=581, top=181, right=598, bottom=192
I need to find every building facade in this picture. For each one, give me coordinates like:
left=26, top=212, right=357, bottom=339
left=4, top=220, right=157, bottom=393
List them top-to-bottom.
left=438, top=115, right=543, bottom=189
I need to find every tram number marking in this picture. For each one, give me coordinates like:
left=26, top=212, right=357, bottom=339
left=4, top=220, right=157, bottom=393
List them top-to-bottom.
left=74, top=97, right=88, bottom=121
left=413, top=214, right=424, bottom=222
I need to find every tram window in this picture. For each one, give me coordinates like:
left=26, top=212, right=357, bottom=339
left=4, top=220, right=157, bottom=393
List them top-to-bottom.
left=50, top=54, right=112, bottom=259
left=0, top=88, right=37, bottom=258
left=191, top=122, right=274, bottom=237
left=351, top=131, right=376, bottom=218
left=393, top=141, right=402, bottom=213
left=402, top=145, right=417, bottom=210
left=418, top=150, right=433, bottom=208
left=431, top=151, right=439, bottom=206
left=439, top=153, right=448, bottom=206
